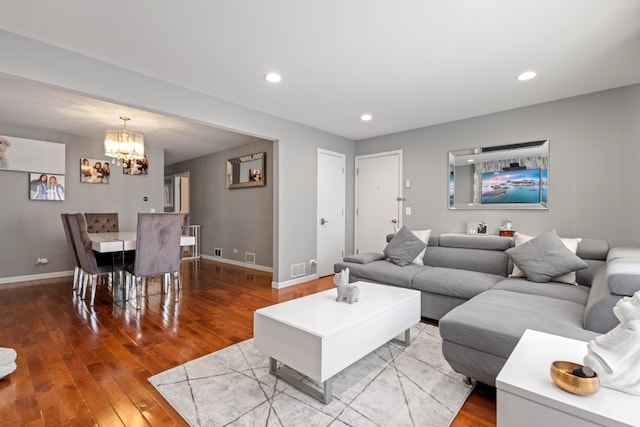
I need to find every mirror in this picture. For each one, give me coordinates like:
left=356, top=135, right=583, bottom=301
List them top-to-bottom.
left=448, top=140, right=549, bottom=210
left=226, top=152, right=266, bottom=189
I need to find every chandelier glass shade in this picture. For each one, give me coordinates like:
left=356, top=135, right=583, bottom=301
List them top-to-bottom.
left=104, top=116, right=145, bottom=165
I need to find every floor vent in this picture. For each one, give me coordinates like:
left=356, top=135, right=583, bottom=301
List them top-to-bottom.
left=214, top=248, right=222, bottom=257
left=245, top=252, right=256, bottom=264
left=290, top=263, right=305, bottom=278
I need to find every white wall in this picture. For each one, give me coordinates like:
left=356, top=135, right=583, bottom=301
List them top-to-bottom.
left=0, top=30, right=355, bottom=284
left=355, top=84, right=640, bottom=246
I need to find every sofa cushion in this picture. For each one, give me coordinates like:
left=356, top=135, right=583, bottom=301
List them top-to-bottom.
left=383, top=226, right=427, bottom=267
left=506, top=230, right=588, bottom=283
left=439, top=233, right=513, bottom=251
left=577, top=238, right=609, bottom=261
left=423, top=246, right=511, bottom=276
left=607, top=247, right=640, bottom=261
left=343, top=252, right=385, bottom=264
left=606, top=258, right=640, bottom=296
left=334, top=260, right=424, bottom=288
left=412, top=267, right=504, bottom=300
left=492, top=278, right=590, bottom=305
left=439, top=290, right=600, bottom=360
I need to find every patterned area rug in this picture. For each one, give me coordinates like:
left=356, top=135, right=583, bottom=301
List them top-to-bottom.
left=149, top=323, right=473, bottom=426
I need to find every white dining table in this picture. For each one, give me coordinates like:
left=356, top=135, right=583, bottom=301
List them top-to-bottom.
left=88, top=231, right=196, bottom=306
left=89, top=231, right=196, bottom=253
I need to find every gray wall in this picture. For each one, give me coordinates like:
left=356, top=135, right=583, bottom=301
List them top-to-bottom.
left=1, top=30, right=355, bottom=284
left=355, top=84, right=640, bottom=247
left=0, top=121, right=164, bottom=280
left=165, top=140, right=274, bottom=267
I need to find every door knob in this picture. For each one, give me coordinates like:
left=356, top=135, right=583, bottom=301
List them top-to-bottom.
left=320, top=218, right=329, bottom=225
left=391, top=219, right=397, bottom=224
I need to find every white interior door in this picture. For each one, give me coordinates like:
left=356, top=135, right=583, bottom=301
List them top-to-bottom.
left=317, top=149, right=345, bottom=277
left=355, top=150, right=402, bottom=254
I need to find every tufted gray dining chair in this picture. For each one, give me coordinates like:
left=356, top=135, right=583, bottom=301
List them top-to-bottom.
left=60, top=213, right=83, bottom=293
left=67, top=213, right=113, bottom=305
left=84, top=213, right=119, bottom=233
left=125, top=213, right=182, bottom=309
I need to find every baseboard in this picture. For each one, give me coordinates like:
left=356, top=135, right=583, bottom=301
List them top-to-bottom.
left=200, top=254, right=273, bottom=273
left=0, top=270, right=73, bottom=285
left=271, top=273, right=319, bottom=289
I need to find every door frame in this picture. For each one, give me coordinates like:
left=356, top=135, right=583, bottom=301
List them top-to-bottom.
left=317, top=148, right=346, bottom=277
left=354, top=150, right=403, bottom=253
left=172, top=171, right=190, bottom=213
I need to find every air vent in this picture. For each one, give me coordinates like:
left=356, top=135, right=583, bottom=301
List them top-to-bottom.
left=214, top=248, right=222, bottom=257
left=245, top=252, right=255, bottom=264
left=290, top=263, right=305, bottom=278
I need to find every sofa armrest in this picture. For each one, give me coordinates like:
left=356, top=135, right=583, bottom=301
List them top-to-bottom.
left=343, top=252, right=385, bottom=264
left=584, top=264, right=620, bottom=333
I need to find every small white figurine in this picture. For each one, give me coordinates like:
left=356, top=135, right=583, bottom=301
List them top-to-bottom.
left=334, top=268, right=359, bottom=304
left=583, top=290, right=640, bottom=395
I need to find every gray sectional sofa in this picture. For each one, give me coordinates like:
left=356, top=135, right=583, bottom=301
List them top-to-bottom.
left=334, top=232, right=640, bottom=386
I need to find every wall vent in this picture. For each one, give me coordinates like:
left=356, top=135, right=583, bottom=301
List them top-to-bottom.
left=214, top=248, right=222, bottom=257
left=245, top=252, right=256, bottom=264
left=290, top=263, right=305, bottom=278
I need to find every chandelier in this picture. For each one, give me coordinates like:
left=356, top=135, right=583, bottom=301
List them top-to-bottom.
left=104, top=116, right=145, bottom=166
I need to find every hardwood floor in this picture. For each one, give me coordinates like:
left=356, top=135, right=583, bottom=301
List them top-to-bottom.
left=0, top=259, right=496, bottom=426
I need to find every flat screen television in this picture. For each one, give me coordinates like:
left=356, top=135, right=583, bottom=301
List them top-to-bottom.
left=481, top=169, right=542, bottom=204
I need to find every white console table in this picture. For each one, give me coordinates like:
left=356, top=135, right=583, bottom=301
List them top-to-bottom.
left=496, top=329, right=640, bottom=427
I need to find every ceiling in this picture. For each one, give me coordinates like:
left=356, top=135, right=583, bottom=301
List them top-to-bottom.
left=1, top=1, right=639, bottom=164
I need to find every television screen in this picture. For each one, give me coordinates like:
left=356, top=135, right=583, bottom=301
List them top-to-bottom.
left=481, top=169, right=541, bottom=204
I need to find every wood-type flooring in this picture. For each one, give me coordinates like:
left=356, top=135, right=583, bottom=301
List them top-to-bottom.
left=0, top=259, right=496, bottom=426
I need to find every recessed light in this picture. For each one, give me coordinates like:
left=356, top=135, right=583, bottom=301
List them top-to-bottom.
left=517, top=71, right=537, bottom=81
left=264, top=72, right=282, bottom=83
left=361, top=114, right=372, bottom=121
left=467, top=159, right=474, bottom=163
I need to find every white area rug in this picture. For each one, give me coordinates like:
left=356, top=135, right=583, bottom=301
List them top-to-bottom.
left=149, top=323, right=473, bottom=426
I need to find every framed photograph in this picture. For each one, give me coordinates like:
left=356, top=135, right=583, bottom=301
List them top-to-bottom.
left=1, top=135, right=65, bottom=174
left=123, top=155, right=149, bottom=175
left=81, top=158, right=111, bottom=184
left=29, top=173, right=65, bottom=201
left=164, top=176, right=174, bottom=208
left=466, top=221, right=487, bottom=235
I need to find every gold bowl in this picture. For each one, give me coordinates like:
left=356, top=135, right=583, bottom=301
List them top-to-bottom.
left=550, top=361, right=600, bottom=395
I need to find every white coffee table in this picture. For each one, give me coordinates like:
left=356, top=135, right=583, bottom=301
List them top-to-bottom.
left=253, top=281, right=421, bottom=403
left=496, top=329, right=640, bottom=427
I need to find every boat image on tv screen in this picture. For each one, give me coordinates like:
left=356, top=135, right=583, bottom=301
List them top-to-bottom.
left=481, top=169, right=543, bottom=204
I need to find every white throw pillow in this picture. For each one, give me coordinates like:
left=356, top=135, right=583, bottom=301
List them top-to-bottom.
left=410, top=229, right=432, bottom=265
left=510, top=232, right=582, bottom=285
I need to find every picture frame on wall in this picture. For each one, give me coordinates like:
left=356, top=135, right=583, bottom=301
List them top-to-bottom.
left=123, top=155, right=149, bottom=175
left=81, top=158, right=111, bottom=184
left=29, top=173, right=65, bottom=201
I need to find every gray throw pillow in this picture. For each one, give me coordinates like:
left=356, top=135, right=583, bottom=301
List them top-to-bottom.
left=383, top=226, right=427, bottom=267
left=505, top=229, right=589, bottom=283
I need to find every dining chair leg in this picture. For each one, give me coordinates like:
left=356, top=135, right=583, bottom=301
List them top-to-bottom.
left=72, top=266, right=80, bottom=291
left=171, top=271, right=180, bottom=302
left=82, top=273, right=89, bottom=299
left=162, top=273, right=169, bottom=294
left=90, top=275, right=97, bottom=306
left=135, top=276, right=143, bottom=310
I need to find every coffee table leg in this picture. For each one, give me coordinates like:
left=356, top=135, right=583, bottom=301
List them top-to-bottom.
left=392, top=328, right=411, bottom=347
left=268, top=357, right=333, bottom=404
